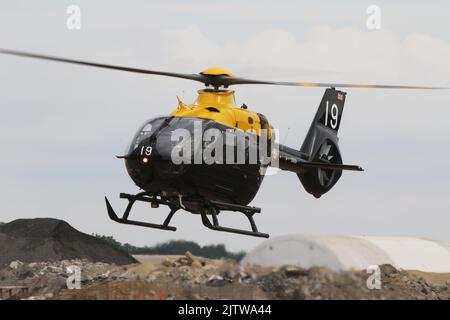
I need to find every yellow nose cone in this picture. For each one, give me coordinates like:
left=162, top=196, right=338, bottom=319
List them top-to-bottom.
left=200, top=68, right=235, bottom=77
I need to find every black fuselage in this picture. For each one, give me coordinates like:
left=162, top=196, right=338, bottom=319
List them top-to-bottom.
left=124, top=116, right=265, bottom=213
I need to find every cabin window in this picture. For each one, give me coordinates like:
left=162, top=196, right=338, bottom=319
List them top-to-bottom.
left=126, top=117, right=167, bottom=154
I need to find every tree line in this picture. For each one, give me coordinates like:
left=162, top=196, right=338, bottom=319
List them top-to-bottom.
left=93, top=234, right=246, bottom=261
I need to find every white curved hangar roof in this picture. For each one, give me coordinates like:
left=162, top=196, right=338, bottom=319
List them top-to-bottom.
left=241, top=235, right=450, bottom=273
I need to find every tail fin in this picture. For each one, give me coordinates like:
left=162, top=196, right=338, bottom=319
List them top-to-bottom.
left=298, top=88, right=347, bottom=198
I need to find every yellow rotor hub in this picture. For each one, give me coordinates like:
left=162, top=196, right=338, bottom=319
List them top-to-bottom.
left=200, top=68, right=235, bottom=77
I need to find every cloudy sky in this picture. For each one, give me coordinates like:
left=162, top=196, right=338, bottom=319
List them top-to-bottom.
left=0, top=0, right=449, bottom=252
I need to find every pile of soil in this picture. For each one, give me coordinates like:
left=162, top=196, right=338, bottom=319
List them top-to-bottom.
left=0, top=218, right=136, bottom=266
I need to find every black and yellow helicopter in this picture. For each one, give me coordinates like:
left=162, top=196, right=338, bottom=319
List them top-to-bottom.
left=0, top=49, right=445, bottom=238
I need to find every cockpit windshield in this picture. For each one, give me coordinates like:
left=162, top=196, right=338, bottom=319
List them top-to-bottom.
left=125, top=117, right=167, bottom=154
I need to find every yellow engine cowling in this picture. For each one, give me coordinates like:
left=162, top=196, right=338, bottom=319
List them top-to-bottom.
left=171, top=90, right=272, bottom=138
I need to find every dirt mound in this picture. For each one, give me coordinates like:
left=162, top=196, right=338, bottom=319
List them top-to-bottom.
left=0, top=218, right=136, bottom=266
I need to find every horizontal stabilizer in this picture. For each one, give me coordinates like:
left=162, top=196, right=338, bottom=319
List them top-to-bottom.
left=278, top=153, right=363, bottom=174
left=300, top=161, right=363, bottom=171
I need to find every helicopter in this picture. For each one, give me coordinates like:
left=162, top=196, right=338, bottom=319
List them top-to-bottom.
left=0, top=49, right=445, bottom=238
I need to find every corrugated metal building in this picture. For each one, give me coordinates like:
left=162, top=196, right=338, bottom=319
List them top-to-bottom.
left=241, top=235, right=450, bottom=273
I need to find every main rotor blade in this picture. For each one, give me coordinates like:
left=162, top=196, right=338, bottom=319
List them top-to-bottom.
left=0, top=48, right=205, bottom=83
left=1, top=48, right=446, bottom=90
left=223, top=77, right=448, bottom=90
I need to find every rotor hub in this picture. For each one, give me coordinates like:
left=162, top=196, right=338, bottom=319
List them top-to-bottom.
left=200, top=68, right=235, bottom=77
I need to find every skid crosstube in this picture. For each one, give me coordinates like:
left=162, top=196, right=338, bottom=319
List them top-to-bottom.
left=105, top=192, right=269, bottom=238
left=105, top=192, right=178, bottom=231
left=201, top=200, right=269, bottom=238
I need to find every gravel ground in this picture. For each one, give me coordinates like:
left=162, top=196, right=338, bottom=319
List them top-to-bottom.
left=1, top=253, right=449, bottom=300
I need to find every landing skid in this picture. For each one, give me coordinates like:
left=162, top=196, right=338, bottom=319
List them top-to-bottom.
left=104, top=192, right=269, bottom=238
left=105, top=192, right=178, bottom=232
left=200, top=201, right=269, bottom=238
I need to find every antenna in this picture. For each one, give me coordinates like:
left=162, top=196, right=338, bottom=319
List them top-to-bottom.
left=282, top=127, right=291, bottom=145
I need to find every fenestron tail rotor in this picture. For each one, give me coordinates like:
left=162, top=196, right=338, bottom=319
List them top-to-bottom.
left=0, top=48, right=447, bottom=90
left=317, top=141, right=336, bottom=188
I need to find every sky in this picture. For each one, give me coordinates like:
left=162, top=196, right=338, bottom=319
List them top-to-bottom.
left=0, top=0, right=449, bottom=252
